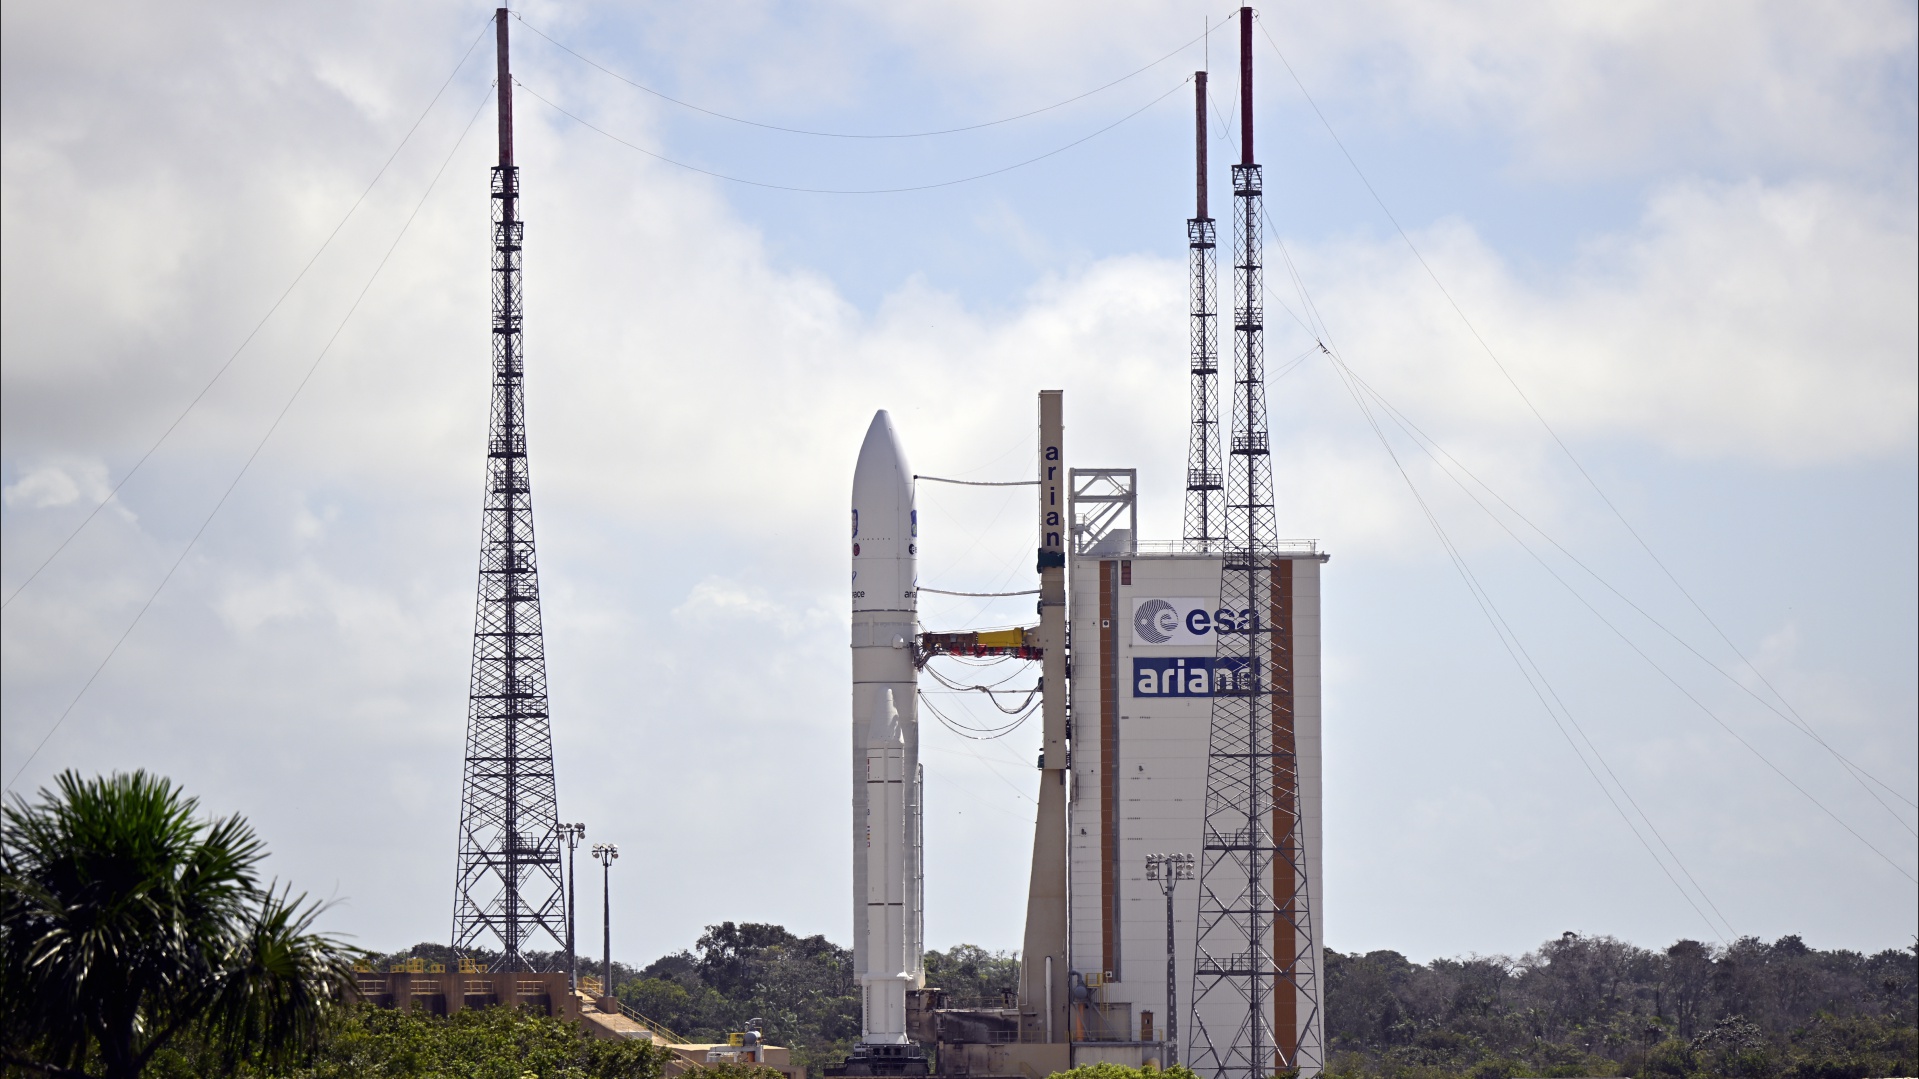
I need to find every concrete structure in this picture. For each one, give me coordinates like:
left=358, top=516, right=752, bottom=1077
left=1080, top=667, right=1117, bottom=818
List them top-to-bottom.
left=1061, top=470, right=1326, bottom=1072
left=352, top=966, right=804, bottom=1079
left=351, top=968, right=581, bottom=1021
left=667, top=1039, right=803, bottom=1079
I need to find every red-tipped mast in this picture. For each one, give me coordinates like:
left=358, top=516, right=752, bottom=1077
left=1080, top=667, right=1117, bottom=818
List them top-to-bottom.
left=1238, top=6, right=1253, bottom=165
left=496, top=8, right=514, bottom=167
left=1195, top=71, right=1209, bottom=219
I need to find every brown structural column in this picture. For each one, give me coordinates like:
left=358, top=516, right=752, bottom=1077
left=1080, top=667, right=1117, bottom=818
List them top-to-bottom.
left=1239, top=7, right=1254, bottom=166
left=496, top=9, right=514, bottom=166
left=1195, top=71, right=1209, bottom=219
left=1021, top=390, right=1069, bottom=1047
left=1270, top=559, right=1298, bottom=1066
left=1098, top=561, right=1119, bottom=982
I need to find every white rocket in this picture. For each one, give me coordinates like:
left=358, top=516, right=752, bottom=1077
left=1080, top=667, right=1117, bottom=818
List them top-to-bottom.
left=850, top=410, right=924, bottom=1047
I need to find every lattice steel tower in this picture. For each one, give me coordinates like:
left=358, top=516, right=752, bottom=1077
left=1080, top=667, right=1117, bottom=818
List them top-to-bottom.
left=451, top=8, right=567, bottom=972
left=1189, top=9, right=1323, bottom=1077
left=1183, top=70, right=1223, bottom=550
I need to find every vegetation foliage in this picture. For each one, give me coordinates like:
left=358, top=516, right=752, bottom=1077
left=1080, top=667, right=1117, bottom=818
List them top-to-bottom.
left=7, top=770, right=1910, bottom=1079
left=0, top=771, right=357, bottom=1079
left=378, top=922, right=1914, bottom=1079
left=607, top=927, right=1014, bottom=1072
left=1323, top=931, right=1917, bottom=1078
left=192, top=1004, right=674, bottom=1079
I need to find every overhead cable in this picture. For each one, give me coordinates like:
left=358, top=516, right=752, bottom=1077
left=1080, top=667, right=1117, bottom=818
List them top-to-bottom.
left=516, top=11, right=1234, bottom=140
left=0, top=16, right=496, bottom=613
left=1256, top=20, right=1915, bottom=820
left=514, top=74, right=1191, bottom=195
left=3, top=85, right=497, bottom=796
left=1257, top=202, right=1833, bottom=858
left=1256, top=216, right=1739, bottom=939
left=1325, top=348, right=1738, bottom=938
left=1336, top=357, right=1917, bottom=840
left=916, top=476, right=1038, bottom=487
left=920, top=587, right=1039, bottom=597
left=925, top=665, right=1042, bottom=713
left=920, top=690, right=1038, bottom=741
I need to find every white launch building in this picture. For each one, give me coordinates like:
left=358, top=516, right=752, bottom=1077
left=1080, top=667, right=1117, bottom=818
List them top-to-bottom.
left=1064, top=475, right=1326, bottom=1072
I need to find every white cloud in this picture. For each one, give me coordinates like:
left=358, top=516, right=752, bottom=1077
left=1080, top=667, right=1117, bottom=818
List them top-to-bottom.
left=2, top=0, right=1911, bottom=963
left=843, top=0, right=1918, bottom=179
left=1293, top=178, right=1918, bottom=463
left=3, top=460, right=109, bottom=509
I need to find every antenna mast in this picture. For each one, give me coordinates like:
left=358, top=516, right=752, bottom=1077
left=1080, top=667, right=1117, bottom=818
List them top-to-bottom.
left=452, top=7, right=568, bottom=973
left=1188, top=8, right=1323, bottom=1076
left=1182, top=69, right=1222, bottom=549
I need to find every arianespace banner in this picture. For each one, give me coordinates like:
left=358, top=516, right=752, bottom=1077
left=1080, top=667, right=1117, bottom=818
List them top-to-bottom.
left=1130, top=597, right=1252, bottom=646
left=1132, top=656, right=1249, bottom=697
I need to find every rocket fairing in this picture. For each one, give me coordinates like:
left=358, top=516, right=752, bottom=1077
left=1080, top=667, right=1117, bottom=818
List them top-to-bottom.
left=850, top=410, right=923, bottom=1046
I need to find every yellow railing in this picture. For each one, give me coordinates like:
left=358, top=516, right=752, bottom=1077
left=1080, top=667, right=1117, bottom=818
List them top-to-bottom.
left=611, top=999, right=687, bottom=1045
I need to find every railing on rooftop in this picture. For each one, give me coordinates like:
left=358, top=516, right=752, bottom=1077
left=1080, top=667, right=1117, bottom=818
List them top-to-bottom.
left=1133, top=539, right=1320, bottom=556
left=608, top=998, right=687, bottom=1044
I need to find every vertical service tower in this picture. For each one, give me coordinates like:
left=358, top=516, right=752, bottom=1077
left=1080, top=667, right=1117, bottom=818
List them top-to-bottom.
left=451, top=8, right=568, bottom=971
left=1189, top=8, right=1324, bottom=1077
left=847, top=411, right=928, bottom=1075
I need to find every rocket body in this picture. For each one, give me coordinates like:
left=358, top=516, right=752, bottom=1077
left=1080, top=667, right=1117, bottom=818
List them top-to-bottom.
left=851, top=410, right=922, bottom=1045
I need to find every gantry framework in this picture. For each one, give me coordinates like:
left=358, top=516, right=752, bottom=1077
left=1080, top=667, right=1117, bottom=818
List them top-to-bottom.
left=451, top=9, right=567, bottom=973
left=1188, top=9, right=1323, bottom=1078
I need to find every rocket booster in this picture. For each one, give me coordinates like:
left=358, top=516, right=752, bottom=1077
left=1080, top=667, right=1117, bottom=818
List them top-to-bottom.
left=850, top=410, right=922, bottom=1045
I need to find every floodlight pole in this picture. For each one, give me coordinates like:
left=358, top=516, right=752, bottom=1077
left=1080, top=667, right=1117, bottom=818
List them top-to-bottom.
left=560, top=823, right=586, bottom=991
left=593, top=842, right=619, bottom=1007
left=1147, top=853, right=1194, bottom=1068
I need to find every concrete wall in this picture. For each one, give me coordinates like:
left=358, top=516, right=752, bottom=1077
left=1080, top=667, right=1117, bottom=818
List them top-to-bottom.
left=350, top=969, right=581, bottom=1022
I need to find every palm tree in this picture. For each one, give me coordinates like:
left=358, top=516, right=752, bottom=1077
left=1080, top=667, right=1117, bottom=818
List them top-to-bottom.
left=1, top=770, right=358, bottom=1078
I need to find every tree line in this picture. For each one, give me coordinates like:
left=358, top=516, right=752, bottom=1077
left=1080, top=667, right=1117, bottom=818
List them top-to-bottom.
left=6, top=771, right=1912, bottom=1077
left=1324, top=932, right=1916, bottom=1077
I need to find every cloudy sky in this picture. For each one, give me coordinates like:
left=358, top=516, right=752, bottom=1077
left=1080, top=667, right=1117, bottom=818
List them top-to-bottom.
left=3, top=0, right=1914, bottom=968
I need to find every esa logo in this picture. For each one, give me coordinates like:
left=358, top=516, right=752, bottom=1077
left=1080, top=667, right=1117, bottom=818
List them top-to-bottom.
left=1130, top=598, right=1252, bottom=646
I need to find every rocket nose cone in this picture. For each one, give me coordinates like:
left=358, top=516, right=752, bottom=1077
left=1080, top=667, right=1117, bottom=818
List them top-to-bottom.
left=851, top=409, right=917, bottom=612
left=854, top=409, right=910, bottom=492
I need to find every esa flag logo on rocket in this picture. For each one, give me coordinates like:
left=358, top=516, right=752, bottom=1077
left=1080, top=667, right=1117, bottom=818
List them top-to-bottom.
left=1132, top=597, right=1248, bottom=646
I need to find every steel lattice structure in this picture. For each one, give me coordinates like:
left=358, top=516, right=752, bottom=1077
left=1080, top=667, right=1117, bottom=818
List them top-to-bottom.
left=451, top=10, right=567, bottom=973
left=1188, top=10, right=1323, bottom=1077
left=1183, top=71, right=1223, bottom=550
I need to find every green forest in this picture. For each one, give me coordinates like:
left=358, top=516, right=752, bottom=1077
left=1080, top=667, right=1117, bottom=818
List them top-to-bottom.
left=5, top=772, right=1911, bottom=1078
left=377, top=923, right=1916, bottom=1079
left=1321, top=932, right=1914, bottom=1077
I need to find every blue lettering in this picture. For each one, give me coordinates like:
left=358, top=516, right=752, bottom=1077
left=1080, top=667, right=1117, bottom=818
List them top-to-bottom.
left=1187, top=609, right=1212, bottom=635
left=1136, top=667, right=1159, bottom=695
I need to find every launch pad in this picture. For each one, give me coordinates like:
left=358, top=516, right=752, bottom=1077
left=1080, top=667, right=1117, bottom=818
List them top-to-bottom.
left=836, top=9, right=1324, bottom=1078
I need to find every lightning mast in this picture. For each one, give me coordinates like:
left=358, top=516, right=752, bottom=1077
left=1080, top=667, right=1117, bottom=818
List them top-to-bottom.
left=451, top=7, right=568, bottom=972
left=1188, top=9, right=1323, bottom=1077
left=1183, top=70, right=1222, bottom=550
